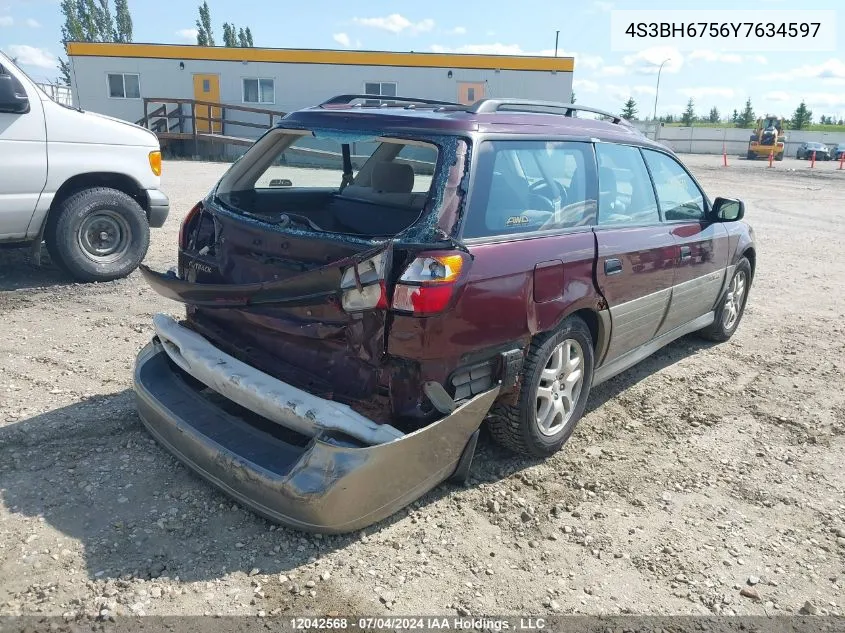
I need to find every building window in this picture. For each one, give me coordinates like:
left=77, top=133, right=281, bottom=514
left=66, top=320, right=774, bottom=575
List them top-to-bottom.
left=107, top=73, right=140, bottom=99
left=243, top=78, right=275, bottom=104
left=364, top=81, right=397, bottom=104
left=467, top=87, right=475, bottom=102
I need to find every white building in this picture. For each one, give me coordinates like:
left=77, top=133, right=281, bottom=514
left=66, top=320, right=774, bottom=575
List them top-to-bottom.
left=67, top=42, right=574, bottom=151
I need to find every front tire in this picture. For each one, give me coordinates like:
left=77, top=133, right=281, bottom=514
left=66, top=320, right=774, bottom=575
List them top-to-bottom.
left=45, top=187, right=150, bottom=283
left=698, top=257, right=752, bottom=342
left=487, top=317, right=594, bottom=457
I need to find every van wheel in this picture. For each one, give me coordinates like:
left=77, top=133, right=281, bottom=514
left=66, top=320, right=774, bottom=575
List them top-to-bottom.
left=46, top=187, right=150, bottom=282
left=698, top=257, right=752, bottom=342
left=487, top=316, right=594, bottom=457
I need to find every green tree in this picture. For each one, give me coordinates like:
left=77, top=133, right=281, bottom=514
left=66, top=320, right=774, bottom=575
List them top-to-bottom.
left=59, top=0, right=132, bottom=84
left=113, top=0, right=133, bottom=42
left=196, top=1, right=214, bottom=46
left=222, top=22, right=237, bottom=47
left=238, top=27, right=253, bottom=47
left=621, top=97, right=638, bottom=120
left=681, top=98, right=695, bottom=126
left=737, top=98, right=755, bottom=128
left=790, top=101, right=812, bottom=130
left=708, top=106, right=720, bottom=123
left=731, top=109, right=739, bottom=124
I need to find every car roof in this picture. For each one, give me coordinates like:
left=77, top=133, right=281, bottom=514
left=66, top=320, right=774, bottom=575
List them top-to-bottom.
left=280, top=95, right=665, bottom=150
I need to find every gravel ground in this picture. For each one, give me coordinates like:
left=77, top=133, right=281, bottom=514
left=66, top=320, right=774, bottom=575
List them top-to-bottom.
left=1, top=155, right=843, bottom=620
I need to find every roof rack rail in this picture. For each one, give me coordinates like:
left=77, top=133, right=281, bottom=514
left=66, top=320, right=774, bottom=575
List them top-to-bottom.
left=320, top=94, right=462, bottom=108
left=469, top=99, right=630, bottom=125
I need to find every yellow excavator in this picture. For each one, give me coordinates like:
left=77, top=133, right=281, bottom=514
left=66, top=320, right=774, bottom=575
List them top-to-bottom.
left=747, top=115, right=785, bottom=161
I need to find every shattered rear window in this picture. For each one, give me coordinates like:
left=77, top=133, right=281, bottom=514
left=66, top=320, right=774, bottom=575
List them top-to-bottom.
left=214, top=128, right=443, bottom=238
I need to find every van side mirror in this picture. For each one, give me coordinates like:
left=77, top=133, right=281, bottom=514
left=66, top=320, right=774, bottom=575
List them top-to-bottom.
left=0, top=73, right=30, bottom=114
left=710, top=197, right=745, bottom=222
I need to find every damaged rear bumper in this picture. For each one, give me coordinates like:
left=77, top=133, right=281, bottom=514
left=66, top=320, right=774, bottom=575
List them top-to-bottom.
left=133, top=338, right=499, bottom=533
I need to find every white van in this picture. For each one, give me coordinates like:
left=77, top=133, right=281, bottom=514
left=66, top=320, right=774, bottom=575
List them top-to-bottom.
left=0, top=51, right=169, bottom=282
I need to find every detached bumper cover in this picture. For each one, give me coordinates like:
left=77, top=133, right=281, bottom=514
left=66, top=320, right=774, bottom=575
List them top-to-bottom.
left=146, top=189, right=170, bottom=228
left=133, top=340, right=499, bottom=533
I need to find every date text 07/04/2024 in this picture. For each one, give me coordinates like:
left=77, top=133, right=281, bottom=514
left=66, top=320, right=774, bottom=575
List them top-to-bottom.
left=288, top=617, right=548, bottom=631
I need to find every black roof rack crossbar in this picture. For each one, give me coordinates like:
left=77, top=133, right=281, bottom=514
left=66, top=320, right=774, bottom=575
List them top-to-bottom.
left=320, top=94, right=462, bottom=108
left=469, top=99, right=629, bottom=125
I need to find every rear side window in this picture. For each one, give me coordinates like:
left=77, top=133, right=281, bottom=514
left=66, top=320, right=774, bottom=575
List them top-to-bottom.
left=462, top=140, right=596, bottom=239
left=595, top=144, right=659, bottom=226
left=641, top=149, right=705, bottom=221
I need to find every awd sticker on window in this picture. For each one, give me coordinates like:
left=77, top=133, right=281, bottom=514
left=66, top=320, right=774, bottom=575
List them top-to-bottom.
left=506, top=216, right=531, bottom=227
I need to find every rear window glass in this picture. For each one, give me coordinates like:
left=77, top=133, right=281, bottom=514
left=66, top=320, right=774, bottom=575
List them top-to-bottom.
left=215, top=129, right=441, bottom=238
left=462, top=140, right=596, bottom=239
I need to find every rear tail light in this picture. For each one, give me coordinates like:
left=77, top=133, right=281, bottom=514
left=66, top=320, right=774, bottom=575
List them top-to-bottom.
left=179, top=202, right=203, bottom=249
left=340, top=252, right=389, bottom=312
left=392, top=252, right=468, bottom=315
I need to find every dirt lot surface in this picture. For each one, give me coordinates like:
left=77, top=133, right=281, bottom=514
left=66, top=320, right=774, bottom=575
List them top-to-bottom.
left=1, top=155, right=843, bottom=620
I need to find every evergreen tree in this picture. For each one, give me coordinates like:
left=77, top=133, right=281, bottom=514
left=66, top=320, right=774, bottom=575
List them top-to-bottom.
left=113, top=0, right=133, bottom=42
left=621, top=97, right=637, bottom=120
left=681, top=98, right=695, bottom=126
left=738, top=98, right=755, bottom=128
left=790, top=101, right=812, bottom=130
left=708, top=107, right=720, bottom=123
left=731, top=109, right=739, bottom=124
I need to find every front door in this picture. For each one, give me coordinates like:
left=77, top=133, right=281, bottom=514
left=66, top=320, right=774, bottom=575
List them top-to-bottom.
left=0, top=62, right=47, bottom=240
left=193, top=73, right=221, bottom=134
left=457, top=81, right=485, bottom=105
left=593, top=143, right=678, bottom=365
left=641, top=148, right=730, bottom=334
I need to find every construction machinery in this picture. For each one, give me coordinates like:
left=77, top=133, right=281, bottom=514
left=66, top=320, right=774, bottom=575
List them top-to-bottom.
left=747, top=115, right=785, bottom=161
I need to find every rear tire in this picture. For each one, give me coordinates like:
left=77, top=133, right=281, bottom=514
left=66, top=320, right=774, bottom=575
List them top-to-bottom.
left=746, top=151, right=755, bottom=160
left=775, top=153, right=784, bottom=162
left=46, top=187, right=150, bottom=283
left=698, top=257, right=752, bottom=342
left=487, top=316, right=594, bottom=457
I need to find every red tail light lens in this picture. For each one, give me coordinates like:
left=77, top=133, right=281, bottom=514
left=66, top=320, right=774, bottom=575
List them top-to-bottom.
left=179, top=202, right=203, bottom=249
left=392, top=252, right=469, bottom=315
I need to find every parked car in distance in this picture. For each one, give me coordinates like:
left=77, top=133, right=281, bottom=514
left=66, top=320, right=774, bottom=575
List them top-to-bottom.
left=0, top=52, right=169, bottom=282
left=134, top=95, right=756, bottom=533
left=796, top=142, right=831, bottom=160
left=832, top=144, right=845, bottom=161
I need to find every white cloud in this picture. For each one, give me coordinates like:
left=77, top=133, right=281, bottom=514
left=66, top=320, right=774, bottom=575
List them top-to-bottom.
left=353, top=14, right=434, bottom=35
left=0, top=16, right=13, bottom=26
left=25, top=17, right=40, bottom=28
left=449, top=26, right=467, bottom=35
left=175, top=28, right=198, bottom=42
left=333, top=32, right=351, bottom=47
left=430, top=43, right=524, bottom=55
left=4, top=44, right=56, bottom=69
left=623, top=47, right=684, bottom=74
left=560, top=50, right=603, bottom=70
left=689, top=50, right=742, bottom=64
left=748, top=55, right=768, bottom=65
left=761, top=58, right=845, bottom=82
left=600, top=65, right=626, bottom=76
left=573, top=79, right=599, bottom=93
left=633, top=85, right=657, bottom=96
left=676, top=86, right=735, bottom=101
left=764, top=91, right=791, bottom=102
left=803, top=93, right=845, bottom=108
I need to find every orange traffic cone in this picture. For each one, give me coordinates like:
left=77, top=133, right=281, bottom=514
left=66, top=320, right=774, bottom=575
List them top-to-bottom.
left=722, top=142, right=728, bottom=167
left=768, top=149, right=774, bottom=168
left=810, top=150, right=816, bottom=168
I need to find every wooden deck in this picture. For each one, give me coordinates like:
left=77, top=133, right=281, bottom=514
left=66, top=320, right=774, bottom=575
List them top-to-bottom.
left=136, top=98, right=286, bottom=150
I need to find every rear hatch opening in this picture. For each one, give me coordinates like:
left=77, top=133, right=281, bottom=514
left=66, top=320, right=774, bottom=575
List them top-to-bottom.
left=141, top=125, right=474, bottom=439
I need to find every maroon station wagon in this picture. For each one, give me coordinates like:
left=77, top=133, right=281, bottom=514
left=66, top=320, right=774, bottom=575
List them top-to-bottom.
left=134, top=95, right=755, bottom=533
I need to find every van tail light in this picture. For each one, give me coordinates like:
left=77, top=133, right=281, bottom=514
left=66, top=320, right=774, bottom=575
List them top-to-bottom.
left=180, top=202, right=203, bottom=249
left=340, top=251, right=389, bottom=312
left=392, top=252, right=468, bottom=315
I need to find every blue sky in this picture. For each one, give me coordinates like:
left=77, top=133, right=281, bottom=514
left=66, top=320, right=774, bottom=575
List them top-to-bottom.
left=1, top=0, right=843, bottom=120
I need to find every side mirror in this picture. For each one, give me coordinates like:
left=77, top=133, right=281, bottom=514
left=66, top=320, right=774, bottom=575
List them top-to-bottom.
left=0, top=73, right=30, bottom=114
left=710, top=197, right=745, bottom=222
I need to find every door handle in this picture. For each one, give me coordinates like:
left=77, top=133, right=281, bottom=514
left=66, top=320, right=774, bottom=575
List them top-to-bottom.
left=680, top=246, right=692, bottom=261
left=604, top=258, right=623, bottom=275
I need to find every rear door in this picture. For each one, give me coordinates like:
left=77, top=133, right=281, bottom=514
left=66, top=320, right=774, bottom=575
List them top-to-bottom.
left=592, top=143, right=678, bottom=365
left=642, top=149, right=729, bottom=335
